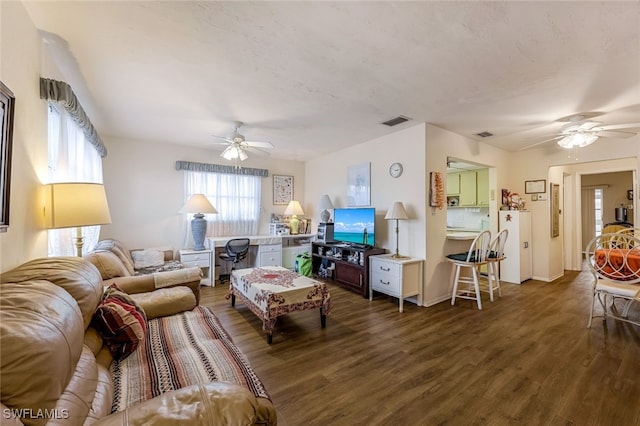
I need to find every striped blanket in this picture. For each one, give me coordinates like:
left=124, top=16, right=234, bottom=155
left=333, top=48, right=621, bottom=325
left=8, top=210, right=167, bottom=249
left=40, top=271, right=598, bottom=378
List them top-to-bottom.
left=110, top=306, right=270, bottom=412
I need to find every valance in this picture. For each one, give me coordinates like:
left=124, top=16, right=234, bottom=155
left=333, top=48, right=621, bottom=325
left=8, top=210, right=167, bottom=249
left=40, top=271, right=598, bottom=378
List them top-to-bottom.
left=40, top=78, right=107, bottom=157
left=175, top=161, right=268, bottom=177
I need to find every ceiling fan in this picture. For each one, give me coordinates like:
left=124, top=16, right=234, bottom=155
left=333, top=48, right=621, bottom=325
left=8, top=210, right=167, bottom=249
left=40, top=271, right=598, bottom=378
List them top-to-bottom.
left=522, top=114, right=640, bottom=151
left=212, top=121, right=274, bottom=161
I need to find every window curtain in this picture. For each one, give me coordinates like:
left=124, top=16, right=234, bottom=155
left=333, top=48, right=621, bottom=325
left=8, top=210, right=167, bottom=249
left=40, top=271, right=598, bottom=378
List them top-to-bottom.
left=40, top=77, right=107, bottom=157
left=47, top=103, right=104, bottom=256
left=183, top=170, right=262, bottom=247
left=581, top=188, right=596, bottom=252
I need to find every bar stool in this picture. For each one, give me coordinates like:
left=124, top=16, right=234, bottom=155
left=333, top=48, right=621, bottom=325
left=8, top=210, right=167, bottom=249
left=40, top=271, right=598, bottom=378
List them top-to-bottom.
left=486, top=229, right=509, bottom=302
left=446, top=230, right=492, bottom=310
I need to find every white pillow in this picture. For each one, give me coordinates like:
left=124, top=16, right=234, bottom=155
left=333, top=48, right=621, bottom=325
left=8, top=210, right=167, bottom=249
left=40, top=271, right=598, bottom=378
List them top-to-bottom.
left=131, top=249, right=165, bottom=269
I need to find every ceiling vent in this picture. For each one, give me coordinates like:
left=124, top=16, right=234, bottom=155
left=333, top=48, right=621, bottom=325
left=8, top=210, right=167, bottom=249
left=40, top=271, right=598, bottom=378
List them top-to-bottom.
left=381, top=116, right=411, bottom=127
left=475, top=131, right=493, bottom=138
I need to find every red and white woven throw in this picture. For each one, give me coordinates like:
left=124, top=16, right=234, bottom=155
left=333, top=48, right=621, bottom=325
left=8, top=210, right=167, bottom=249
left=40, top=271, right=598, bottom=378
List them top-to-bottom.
left=110, top=306, right=270, bottom=412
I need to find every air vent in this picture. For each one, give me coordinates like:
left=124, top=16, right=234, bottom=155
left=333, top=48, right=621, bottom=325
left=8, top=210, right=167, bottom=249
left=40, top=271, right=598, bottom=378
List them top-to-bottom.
left=381, top=116, right=411, bottom=127
left=475, top=131, right=493, bottom=138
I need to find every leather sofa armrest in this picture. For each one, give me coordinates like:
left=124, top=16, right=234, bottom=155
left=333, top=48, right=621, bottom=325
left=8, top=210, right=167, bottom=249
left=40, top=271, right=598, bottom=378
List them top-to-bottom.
left=107, top=267, right=201, bottom=304
left=92, top=382, right=269, bottom=426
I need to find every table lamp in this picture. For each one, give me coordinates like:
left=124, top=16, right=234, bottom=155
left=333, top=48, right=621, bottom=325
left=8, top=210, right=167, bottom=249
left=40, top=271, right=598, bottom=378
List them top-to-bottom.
left=44, top=182, right=112, bottom=257
left=180, top=194, right=217, bottom=250
left=318, top=194, right=334, bottom=223
left=285, top=200, right=304, bottom=235
left=384, top=201, right=409, bottom=258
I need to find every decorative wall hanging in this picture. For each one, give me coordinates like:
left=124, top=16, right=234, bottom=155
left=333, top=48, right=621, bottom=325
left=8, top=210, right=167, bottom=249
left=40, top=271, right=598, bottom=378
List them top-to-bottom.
left=347, top=162, right=371, bottom=206
left=429, top=172, right=445, bottom=209
left=273, top=175, right=293, bottom=205
left=525, top=179, right=546, bottom=194
left=550, top=183, right=560, bottom=237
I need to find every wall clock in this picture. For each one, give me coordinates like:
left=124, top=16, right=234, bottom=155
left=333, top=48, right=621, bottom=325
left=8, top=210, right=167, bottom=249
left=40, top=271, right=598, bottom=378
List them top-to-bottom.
left=389, top=162, right=403, bottom=178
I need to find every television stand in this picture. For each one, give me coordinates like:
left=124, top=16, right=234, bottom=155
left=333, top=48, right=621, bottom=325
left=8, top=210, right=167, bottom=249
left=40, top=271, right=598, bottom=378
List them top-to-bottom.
left=311, top=242, right=385, bottom=298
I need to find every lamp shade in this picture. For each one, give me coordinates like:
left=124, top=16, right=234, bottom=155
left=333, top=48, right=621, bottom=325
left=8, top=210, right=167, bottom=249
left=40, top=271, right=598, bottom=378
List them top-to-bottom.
left=44, top=182, right=112, bottom=229
left=180, top=194, right=217, bottom=214
left=318, top=195, right=334, bottom=210
left=284, top=200, right=304, bottom=216
left=384, top=202, right=408, bottom=220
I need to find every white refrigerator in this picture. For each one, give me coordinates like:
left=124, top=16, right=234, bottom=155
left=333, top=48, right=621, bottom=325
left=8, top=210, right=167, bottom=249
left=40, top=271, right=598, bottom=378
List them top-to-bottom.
left=499, top=210, right=532, bottom=284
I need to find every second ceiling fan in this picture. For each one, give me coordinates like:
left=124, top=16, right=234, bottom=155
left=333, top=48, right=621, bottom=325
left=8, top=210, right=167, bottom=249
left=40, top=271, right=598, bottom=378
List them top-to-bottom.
left=523, top=114, right=640, bottom=151
left=213, top=121, right=274, bottom=161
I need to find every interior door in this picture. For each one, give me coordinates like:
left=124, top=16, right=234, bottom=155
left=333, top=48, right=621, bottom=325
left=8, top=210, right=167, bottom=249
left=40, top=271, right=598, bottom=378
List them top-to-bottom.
left=581, top=188, right=596, bottom=252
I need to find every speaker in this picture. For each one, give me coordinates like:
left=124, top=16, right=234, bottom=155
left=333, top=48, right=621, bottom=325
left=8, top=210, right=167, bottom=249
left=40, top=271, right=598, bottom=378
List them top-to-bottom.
left=317, top=222, right=334, bottom=243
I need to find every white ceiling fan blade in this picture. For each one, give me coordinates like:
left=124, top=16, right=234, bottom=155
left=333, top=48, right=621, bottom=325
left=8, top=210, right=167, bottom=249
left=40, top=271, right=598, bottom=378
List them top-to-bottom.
left=577, top=121, right=601, bottom=130
left=595, top=123, right=640, bottom=131
left=596, top=130, right=638, bottom=139
left=212, top=134, right=233, bottom=143
left=518, top=135, right=564, bottom=151
left=244, top=140, right=274, bottom=149
left=245, top=146, right=272, bottom=156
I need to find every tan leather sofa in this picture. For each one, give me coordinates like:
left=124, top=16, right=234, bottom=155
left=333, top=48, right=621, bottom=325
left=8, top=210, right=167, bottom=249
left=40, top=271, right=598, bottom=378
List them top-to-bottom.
left=84, top=239, right=202, bottom=303
left=0, top=257, right=277, bottom=425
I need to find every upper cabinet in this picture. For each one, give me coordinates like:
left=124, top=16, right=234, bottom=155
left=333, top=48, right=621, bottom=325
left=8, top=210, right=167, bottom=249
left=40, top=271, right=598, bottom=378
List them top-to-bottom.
left=447, top=168, right=489, bottom=207
left=476, top=169, right=489, bottom=206
left=459, top=171, right=477, bottom=206
left=446, top=173, right=460, bottom=195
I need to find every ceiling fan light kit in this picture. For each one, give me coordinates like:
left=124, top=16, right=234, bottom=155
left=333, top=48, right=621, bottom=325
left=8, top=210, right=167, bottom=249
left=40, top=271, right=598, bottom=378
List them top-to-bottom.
left=214, top=121, right=275, bottom=162
left=557, top=132, right=599, bottom=149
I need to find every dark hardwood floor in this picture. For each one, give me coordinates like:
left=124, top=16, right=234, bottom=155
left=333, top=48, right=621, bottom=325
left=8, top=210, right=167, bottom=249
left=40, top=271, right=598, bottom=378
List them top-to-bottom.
left=200, top=268, right=640, bottom=426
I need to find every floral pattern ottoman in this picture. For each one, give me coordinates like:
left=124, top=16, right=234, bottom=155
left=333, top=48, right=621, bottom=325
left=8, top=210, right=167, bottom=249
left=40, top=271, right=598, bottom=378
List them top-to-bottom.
left=229, top=266, right=333, bottom=343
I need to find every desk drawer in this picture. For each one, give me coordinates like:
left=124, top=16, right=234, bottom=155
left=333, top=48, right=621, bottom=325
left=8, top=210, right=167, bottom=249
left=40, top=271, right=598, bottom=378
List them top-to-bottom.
left=259, top=243, right=281, bottom=253
left=260, top=252, right=282, bottom=267
left=182, top=258, right=210, bottom=268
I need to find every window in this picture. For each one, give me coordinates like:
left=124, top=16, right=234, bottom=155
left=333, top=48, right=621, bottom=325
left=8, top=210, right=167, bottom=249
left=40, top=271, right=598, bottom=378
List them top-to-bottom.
left=47, top=103, right=104, bottom=256
left=184, top=170, right=261, bottom=241
left=594, top=188, right=603, bottom=237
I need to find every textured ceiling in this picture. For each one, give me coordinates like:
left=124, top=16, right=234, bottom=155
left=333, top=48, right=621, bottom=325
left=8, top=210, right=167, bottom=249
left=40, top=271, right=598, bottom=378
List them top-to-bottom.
left=23, top=1, right=640, bottom=161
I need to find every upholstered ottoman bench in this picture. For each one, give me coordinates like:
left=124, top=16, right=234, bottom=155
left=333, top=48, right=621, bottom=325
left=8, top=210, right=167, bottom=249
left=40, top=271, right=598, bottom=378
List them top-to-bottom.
left=229, top=266, right=333, bottom=343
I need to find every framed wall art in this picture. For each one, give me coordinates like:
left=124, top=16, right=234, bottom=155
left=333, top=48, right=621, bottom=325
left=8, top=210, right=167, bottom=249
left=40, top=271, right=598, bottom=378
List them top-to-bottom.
left=0, top=81, right=15, bottom=233
left=346, top=162, right=371, bottom=206
left=273, top=175, right=293, bottom=205
left=525, top=179, right=546, bottom=194
left=550, top=182, right=560, bottom=238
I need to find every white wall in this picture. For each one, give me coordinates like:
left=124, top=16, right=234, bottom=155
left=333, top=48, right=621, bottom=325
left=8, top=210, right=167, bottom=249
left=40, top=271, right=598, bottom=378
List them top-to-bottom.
left=0, top=1, right=49, bottom=272
left=305, top=123, right=427, bottom=262
left=423, top=124, right=511, bottom=305
left=101, top=136, right=305, bottom=251
left=509, top=137, right=639, bottom=279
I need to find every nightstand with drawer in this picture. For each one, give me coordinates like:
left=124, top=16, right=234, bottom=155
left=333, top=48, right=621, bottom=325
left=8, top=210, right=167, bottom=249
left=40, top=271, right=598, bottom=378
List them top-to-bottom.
left=179, top=249, right=214, bottom=286
left=369, top=254, right=424, bottom=312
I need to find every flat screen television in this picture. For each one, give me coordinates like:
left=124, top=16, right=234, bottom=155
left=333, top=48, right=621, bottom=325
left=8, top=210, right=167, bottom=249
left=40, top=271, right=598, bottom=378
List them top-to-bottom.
left=333, top=207, right=375, bottom=246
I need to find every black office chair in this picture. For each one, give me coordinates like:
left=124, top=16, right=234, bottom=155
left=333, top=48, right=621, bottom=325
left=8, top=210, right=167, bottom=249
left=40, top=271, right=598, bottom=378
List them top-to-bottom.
left=218, top=238, right=250, bottom=284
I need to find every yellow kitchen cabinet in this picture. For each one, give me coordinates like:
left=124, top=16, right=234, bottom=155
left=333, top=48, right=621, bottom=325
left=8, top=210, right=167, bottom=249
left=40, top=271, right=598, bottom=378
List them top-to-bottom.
left=476, top=168, right=489, bottom=206
left=459, top=171, right=477, bottom=206
left=447, top=173, right=460, bottom=195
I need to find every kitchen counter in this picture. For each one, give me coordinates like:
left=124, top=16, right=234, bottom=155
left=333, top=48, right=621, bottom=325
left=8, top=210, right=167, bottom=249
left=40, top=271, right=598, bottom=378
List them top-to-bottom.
left=446, top=230, right=481, bottom=240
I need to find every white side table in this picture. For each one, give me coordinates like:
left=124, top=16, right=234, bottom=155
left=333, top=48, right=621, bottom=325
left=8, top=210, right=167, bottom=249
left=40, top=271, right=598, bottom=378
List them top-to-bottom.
left=179, top=249, right=214, bottom=286
left=369, top=254, right=424, bottom=312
